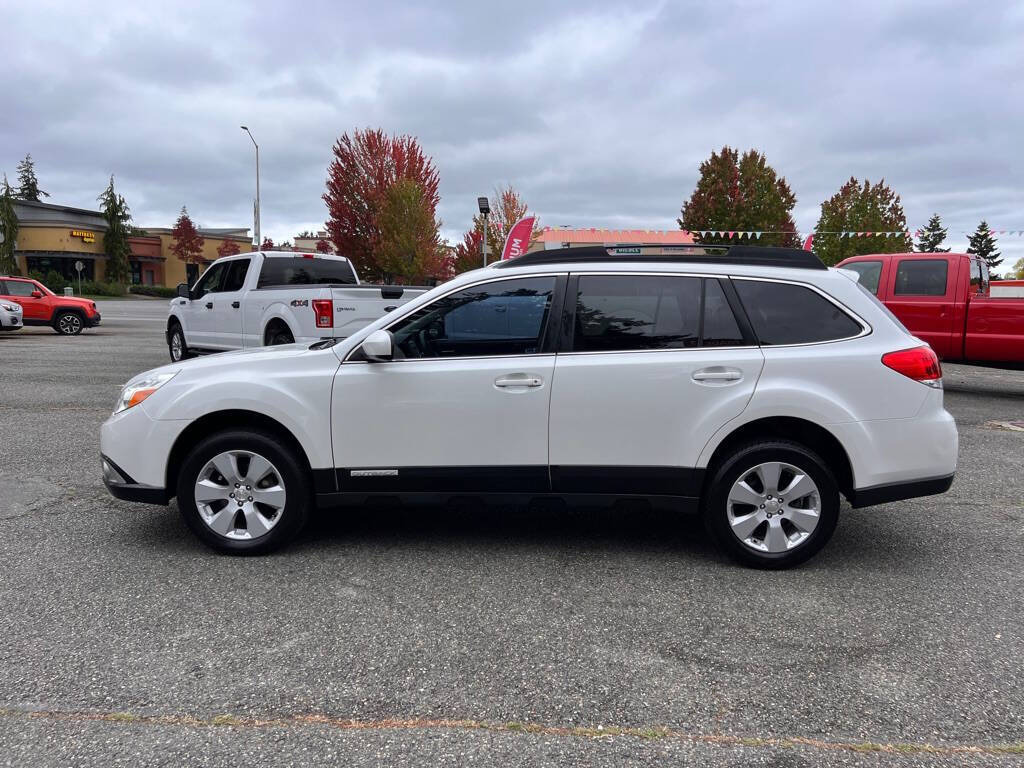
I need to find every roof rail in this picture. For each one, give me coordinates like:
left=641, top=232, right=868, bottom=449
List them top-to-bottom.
left=493, top=245, right=827, bottom=271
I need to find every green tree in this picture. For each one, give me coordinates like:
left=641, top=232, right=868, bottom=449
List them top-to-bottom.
left=679, top=146, right=799, bottom=248
left=16, top=154, right=48, bottom=201
left=0, top=175, right=19, bottom=275
left=97, top=176, right=132, bottom=284
left=375, top=178, right=442, bottom=283
left=813, top=178, right=911, bottom=265
left=915, top=213, right=949, bottom=253
left=967, top=221, right=1001, bottom=272
left=1007, top=257, right=1024, bottom=279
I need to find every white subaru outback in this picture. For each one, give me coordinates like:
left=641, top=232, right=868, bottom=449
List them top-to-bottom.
left=101, top=246, right=958, bottom=568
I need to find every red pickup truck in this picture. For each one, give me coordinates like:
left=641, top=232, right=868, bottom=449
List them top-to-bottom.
left=836, top=252, right=1024, bottom=363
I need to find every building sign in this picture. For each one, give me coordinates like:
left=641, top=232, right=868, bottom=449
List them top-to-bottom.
left=71, top=229, right=96, bottom=243
left=612, top=247, right=641, bottom=255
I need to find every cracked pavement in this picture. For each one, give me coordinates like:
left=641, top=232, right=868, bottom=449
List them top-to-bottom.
left=0, top=300, right=1022, bottom=767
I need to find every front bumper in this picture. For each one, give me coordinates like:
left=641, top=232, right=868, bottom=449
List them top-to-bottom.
left=85, top=312, right=101, bottom=327
left=0, top=317, right=22, bottom=330
left=102, top=455, right=169, bottom=505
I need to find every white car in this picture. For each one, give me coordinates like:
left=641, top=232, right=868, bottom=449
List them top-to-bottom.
left=102, top=246, right=958, bottom=568
left=166, top=251, right=429, bottom=361
left=0, top=299, right=23, bottom=332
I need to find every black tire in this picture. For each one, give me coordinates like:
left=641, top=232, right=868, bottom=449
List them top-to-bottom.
left=54, top=311, right=84, bottom=335
left=167, top=322, right=193, bottom=362
left=265, top=323, right=294, bottom=346
left=176, top=429, right=311, bottom=555
left=703, top=440, right=840, bottom=569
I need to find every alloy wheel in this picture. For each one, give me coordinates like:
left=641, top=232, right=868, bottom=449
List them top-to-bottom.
left=59, top=314, right=82, bottom=334
left=170, top=332, right=183, bottom=360
left=193, top=450, right=287, bottom=540
left=726, top=461, right=821, bottom=554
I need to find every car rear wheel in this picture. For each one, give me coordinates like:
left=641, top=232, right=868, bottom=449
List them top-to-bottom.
left=54, top=311, right=83, bottom=335
left=168, top=323, right=193, bottom=362
left=266, top=324, right=294, bottom=346
left=176, top=430, right=311, bottom=554
left=703, top=440, right=840, bottom=569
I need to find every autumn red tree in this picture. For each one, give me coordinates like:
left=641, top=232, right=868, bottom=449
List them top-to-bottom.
left=323, top=128, right=441, bottom=280
left=679, top=147, right=799, bottom=248
left=470, top=186, right=541, bottom=260
left=170, top=206, right=205, bottom=265
left=451, top=228, right=484, bottom=276
left=259, top=237, right=275, bottom=251
left=217, top=239, right=241, bottom=258
left=315, top=239, right=332, bottom=253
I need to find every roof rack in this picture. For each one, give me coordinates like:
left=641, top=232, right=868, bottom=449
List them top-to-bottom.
left=493, top=245, right=827, bottom=271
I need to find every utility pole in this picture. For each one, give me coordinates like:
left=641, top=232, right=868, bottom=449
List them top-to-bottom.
left=241, top=126, right=261, bottom=247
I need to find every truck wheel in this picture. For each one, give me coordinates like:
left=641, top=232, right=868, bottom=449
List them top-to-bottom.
left=54, top=311, right=83, bottom=335
left=168, top=323, right=193, bottom=362
left=265, top=324, right=294, bottom=346
left=176, top=429, right=311, bottom=555
left=703, top=440, right=840, bottom=569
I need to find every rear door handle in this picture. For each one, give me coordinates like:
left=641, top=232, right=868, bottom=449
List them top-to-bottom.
left=231, top=301, right=240, bottom=309
left=205, top=302, right=213, bottom=309
left=692, top=368, right=743, bottom=382
left=495, top=375, right=543, bottom=389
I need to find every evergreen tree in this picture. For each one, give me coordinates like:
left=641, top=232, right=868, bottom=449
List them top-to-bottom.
left=679, top=146, right=799, bottom=248
left=16, top=154, right=49, bottom=201
left=0, top=175, right=20, bottom=275
left=97, top=176, right=132, bottom=284
left=813, top=178, right=911, bottom=265
left=915, top=213, right=949, bottom=253
left=966, top=221, right=1001, bottom=271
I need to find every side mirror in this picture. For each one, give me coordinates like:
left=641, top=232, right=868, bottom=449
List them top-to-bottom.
left=176, top=283, right=190, bottom=299
left=30, top=290, right=42, bottom=299
left=361, top=329, right=393, bottom=362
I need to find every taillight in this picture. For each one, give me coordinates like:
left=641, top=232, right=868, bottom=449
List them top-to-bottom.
left=312, top=299, right=333, bottom=328
left=882, top=346, right=942, bottom=388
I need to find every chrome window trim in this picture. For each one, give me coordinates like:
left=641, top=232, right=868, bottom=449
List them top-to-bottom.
left=342, top=272, right=565, bottom=364
left=730, top=275, right=873, bottom=347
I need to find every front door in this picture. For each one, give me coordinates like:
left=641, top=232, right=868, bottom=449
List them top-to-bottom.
left=210, top=257, right=250, bottom=348
left=182, top=262, right=226, bottom=349
left=331, top=274, right=564, bottom=493
left=548, top=274, right=764, bottom=495
left=0, top=280, right=50, bottom=322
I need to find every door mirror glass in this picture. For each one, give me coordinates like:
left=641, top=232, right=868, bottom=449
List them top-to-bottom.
left=176, top=283, right=190, bottom=299
left=31, top=290, right=42, bottom=298
left=362, top=329, right=393, bottom=362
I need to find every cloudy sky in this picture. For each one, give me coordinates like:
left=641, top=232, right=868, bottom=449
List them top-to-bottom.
left=3, top=0, right=1022, bottom=267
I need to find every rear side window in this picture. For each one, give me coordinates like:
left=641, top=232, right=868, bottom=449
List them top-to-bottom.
left=257, top=257, right=356, bottom=288
left=222, top=258, right=251, bottom=292
left=893, top=259, right=948, bottom=296
left=845, top=261, right=882, bottom=294
left=571, top=275, right=746, bottom=352
left=734, top=280, right=863, bottom=345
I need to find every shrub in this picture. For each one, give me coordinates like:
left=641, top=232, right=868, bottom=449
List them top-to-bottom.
left=44, top=270, right=68, bottom=294
left=78, top=281, right=127, bottom=297
left=129, top=285, right=177, bottom=298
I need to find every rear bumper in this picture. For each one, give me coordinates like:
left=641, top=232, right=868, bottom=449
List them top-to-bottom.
left=102, top=455, right=169, bottom=505
left=848, top=473, right=955, bottom=508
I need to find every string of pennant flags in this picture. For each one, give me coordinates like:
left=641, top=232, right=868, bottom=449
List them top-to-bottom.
left=685, top=229, right=1024, bottom=239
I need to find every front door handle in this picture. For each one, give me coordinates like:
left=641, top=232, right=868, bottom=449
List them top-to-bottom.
left=231, top=301, right=240, bottom=309
left=205, top=302, right=213, bottom=309
left=692, top=368, right=743, bottom=382
left=494, top=375, right=543, bottom=389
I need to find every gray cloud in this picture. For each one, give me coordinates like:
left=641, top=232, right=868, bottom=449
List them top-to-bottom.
left=2, top=0, right=1022, bottom=265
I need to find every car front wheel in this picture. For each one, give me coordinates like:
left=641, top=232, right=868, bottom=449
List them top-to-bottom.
left=54, top=311, right=83, bottom=335
left=168, top=323, right=192, bottom=362
left=176, top=430, right=311, bottom=554
left=703, top=440, right=840, bottom=569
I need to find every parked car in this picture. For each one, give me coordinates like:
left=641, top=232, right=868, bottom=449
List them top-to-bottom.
left=103, top=246, right=958, bottom=569
left=166, top=251, right=430, bottom=361
left=837, top=252, right=1024, bottom=363
left=0, top=276, right=101, bottom=335
left=0, top=298, right=23, bottom=331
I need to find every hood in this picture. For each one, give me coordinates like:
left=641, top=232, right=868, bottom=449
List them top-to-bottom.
left=59, top=296, right=97, bottom=309
left=129, top=342, right=316, bottom=383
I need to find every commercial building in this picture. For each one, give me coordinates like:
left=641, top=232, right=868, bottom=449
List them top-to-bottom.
left=8, top=199, right=251, bottom=288
left=531, top=226, right=696, bottom=253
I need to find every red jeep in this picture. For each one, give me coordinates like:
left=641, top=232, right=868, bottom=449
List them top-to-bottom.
left=0, top=276, right=102, bottom=335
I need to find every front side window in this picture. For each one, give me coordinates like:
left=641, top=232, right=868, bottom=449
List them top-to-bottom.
left=257, top=257, right=356, bottom=288
left=893, top=259, right=949, bottom=296
left=845, top=261, right=883, bottom=295
left=192, top=263, right=226, bottom=298
left=389, top=276, right=556, bottom=359
left=2, top=280, right=41, bottom=297
left=734, top=280, right=863, bottom=345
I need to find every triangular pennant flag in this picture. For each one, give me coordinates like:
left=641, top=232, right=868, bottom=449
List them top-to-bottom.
left=754, top=231, right=762, bottom=239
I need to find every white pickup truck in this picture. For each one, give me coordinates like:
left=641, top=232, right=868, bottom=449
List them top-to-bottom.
left=166, top=251, right=428, bottom=361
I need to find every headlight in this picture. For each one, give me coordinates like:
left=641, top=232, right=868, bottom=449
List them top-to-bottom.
left=1, top=303, right=18, bottom=312
left=114, top=372, right=178, bottom=414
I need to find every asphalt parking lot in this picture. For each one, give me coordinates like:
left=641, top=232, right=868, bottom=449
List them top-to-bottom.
left=1, top=299, right=1022, bottom=767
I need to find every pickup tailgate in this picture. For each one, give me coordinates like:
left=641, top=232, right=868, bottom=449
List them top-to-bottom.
left=329, top=284, right=429, bottom=338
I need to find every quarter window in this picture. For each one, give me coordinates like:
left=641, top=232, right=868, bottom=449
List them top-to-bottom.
left=893, top=259, right=948, bottom=296
left=845, top=261, right=882, bottom=295
left=389, top=276, right=556, bottom=359
left=734, top=280, right=862, bottom=345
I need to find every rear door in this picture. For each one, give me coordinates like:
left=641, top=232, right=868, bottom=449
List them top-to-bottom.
left=210, top=257, right=250, bottom=348
left=883, top=257, right=957, bottom=358
left=547, top=273, right=763, bottom=495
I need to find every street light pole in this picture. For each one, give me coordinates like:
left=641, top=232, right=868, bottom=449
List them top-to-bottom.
left=241, top=126, right=261, bottom=248
left=478, top=196, right=491, bottom=267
